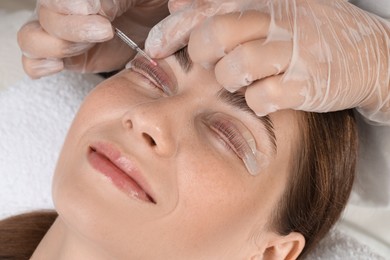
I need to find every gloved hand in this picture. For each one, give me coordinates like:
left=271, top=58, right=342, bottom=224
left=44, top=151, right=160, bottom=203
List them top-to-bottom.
left=17, top=0, right=169, bottom=79
left=145, top=0, right=390, bottom=124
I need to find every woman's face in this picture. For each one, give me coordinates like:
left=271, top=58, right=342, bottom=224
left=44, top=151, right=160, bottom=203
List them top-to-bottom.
left=52, top=49, right=300, bottom=259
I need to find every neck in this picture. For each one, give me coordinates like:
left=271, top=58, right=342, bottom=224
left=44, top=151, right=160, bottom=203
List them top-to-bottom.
left=31, top=217, right=113, bottom=260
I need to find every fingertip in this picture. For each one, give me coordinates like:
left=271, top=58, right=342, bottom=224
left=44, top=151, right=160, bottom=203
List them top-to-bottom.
left=39, top=0, right=101, bottom=15
left=77, top=0, right=101, bottom=14
left=168, top=0, right=192, bottom=13
left=39, top=4, right=113, bottom=43
left=146, top=9, right=196, bottom=58
left=187, top=17, right=227, bottom=65
left=77, top=18, right=113, bottom=42
left=17, top=21, right=40, bottom=50
left=80, top=23, right=114, bottom=42
left=145, top=23, right=165, bottom=57
left=145, top=35, right=186, bottom=59
left=144, top=39, right=163, bottom=58
left=216, top=53, right=253, bottom=93
left=23, top=56, right=64, bottom=79
left=200, top=61, right=214, bottom=70
left=244, top=75, right=307, bottom=115
left=244, top=76, right=284, bottom=116
left=223, top=84, right=243, bottom=93
left=245, top=87, right=280, bottom=116
left=254, top=105, right=279, bottom=117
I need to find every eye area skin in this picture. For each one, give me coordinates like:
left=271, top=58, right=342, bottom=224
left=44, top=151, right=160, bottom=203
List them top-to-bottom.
left=127, top=57, right=175, bottom=95
left=203, top=112, right=260, bottom=175
left=209, top=119, right=248, bottom=156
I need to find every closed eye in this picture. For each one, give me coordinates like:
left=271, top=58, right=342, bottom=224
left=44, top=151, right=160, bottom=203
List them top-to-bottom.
left=128, top=57, right=173, bottom=95
left=204, top=113, right=259, bottom=176
left=208, top=118, right=251, bottom=158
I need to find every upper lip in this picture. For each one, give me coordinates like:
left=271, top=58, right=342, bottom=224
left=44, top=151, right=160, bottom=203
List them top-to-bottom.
left=90, top=142, right=156, bottom=204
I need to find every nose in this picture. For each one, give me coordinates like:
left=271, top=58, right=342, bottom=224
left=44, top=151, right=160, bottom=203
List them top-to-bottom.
left=121, top=102, right=177, bottom=158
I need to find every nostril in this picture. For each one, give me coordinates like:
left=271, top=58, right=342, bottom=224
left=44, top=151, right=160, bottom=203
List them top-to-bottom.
left=142, top=133, right=156, bottom=146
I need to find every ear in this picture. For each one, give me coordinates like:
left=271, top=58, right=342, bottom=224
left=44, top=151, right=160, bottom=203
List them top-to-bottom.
left=262, top=232, right=305, bottom=260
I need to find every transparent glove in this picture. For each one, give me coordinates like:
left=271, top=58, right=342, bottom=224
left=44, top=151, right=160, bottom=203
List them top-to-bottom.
left=17, top=0, right=169, bottom=79
left=145, top=0, right=390, bottom=125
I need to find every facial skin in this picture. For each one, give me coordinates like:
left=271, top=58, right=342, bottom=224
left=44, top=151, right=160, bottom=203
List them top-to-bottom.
left=33, top=49, right=304, bottom=259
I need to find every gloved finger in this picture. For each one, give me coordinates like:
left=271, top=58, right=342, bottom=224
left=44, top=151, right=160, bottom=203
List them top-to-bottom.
left=38, top=0, right=101, bottom=15
left=38, top=0, right=131, bottom=20
left=98, top=0, right=134, bottom=21
left=168, top=0, right=192, bottom=13
left=145, top=1, right=240, bottom=58
left=39, top=5, right=113, bottom=43
left=145, top=8, right=202, bottom=58
left=188, top=11, right=270, bottom=66
left=18, top=21, right=94, bottom=59
left=64, top=36, right=133, bottom=73
left=215, top=40, right=292, bottom=92
left=22, top=55, right=64, bottom=79
left=246, top=60, right=362, bottom=116
left=245, top=75, right=306, bottom=116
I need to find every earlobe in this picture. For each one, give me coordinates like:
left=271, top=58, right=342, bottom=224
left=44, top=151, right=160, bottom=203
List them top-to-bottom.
left=262, top=232, right=305, bottom=260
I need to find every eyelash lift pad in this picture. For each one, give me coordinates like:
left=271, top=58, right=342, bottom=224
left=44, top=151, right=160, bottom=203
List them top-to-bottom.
left=114, top=27, right=158, bottom=67
left=206, top=113, right=269, bottom=176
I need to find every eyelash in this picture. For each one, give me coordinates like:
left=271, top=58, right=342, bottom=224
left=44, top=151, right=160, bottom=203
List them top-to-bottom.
left=130, top=58, right=170, bottom=94
left=207, top=118, right=251, bottom=160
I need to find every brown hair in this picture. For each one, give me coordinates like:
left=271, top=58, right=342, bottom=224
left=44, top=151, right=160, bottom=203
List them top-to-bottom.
left=0, top=110, right=357, bottom=259
left=272, top=110, right=357, bottom=259
left=0, top=211, right=57, bottom=259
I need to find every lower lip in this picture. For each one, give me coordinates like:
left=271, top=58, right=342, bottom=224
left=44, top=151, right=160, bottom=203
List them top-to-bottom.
left=87, top=149, right=153, bottom=203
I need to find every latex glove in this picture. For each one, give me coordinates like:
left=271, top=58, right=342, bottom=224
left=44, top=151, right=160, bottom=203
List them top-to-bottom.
left=17, top=0, right=169, bottom=79
left=145, top=0, right=390, bottom=125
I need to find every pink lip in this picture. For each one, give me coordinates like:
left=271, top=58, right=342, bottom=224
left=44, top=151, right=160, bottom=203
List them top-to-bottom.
left=87, top=142, right=156, bottom=204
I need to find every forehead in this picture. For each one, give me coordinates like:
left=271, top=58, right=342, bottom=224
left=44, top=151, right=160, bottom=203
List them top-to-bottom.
left=164, top=53, right=220, bottom=95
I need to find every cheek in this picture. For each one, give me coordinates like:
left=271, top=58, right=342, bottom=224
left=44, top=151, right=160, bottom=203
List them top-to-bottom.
left=64, top=77, right=147, bottom=139
left=169, top=145, right=272, bottom=253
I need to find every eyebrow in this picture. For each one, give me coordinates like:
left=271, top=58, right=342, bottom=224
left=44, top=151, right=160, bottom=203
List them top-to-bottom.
left=173, top=47, right=277, bottom=153
left=174, top=47, right=193, bottom=73
left=217, top=89, right=277, bottom=153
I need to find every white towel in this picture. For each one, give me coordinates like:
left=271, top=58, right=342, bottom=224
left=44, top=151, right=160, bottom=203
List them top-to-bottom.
left=0, top=71, right=102, bottom=219
left=306, top=229, right=386, bottom=259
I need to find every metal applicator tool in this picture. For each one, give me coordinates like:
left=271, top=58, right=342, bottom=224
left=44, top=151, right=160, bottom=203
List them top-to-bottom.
left=114, top=27, right=157, bottom=66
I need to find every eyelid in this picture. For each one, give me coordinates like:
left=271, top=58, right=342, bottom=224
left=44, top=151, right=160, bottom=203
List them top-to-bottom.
left=126, top=57, right=176, bottom=95
left=205, top=113, right=268, bottom=176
